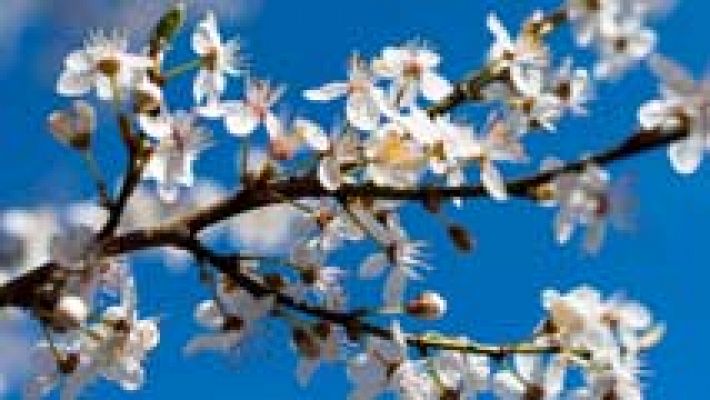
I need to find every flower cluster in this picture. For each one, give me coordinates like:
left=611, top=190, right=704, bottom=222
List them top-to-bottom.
left=25, top=277, right=158, bottom=399
left=341, top=286, right=662, bottom=400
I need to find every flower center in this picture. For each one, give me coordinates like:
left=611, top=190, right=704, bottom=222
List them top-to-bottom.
left=586, top=0, right=602, bottom=12
left=613, top=38, right=629, bottom=53
left=202, top=47, right=220, bottom=71
left=97, top=57, right=121, bottom=77
left=403, top=60, right=423, bottom=79
left=555, top=80, right=572, bottom=101
left=222, top=315, right=245, bottom=331
left=524, top=384, right=545, bottom=400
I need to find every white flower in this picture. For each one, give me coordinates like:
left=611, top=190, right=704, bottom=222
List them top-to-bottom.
left=566, top=0, right=618, bottom=46
left=567, top=0, right=665, bottom=47
left=192, top=11, right=243, bottom=106
left=486, top=12, right=549, bottom=89
left=593, top=13, right=655, bottom=79
left=57, top=29, right=151, bottom=100
left=373, top=42, right=453, bottom=107
left=304, top=54, right=385, bottom=131
left=639, top=55, right=710, bottom=174
left=550, top=58, right=593, bottom=115
left=505, top=66, right=565, bottom=134
left=221, top=78, right=286, bottom=137
left=399, top=110, right=517, bottom=202
left=143, top=111, right=211, bottom=203
left=474, top=118, right=527, bottom=201
left=363, top=122, right=425, bottom=188
left=317, top=128, right=361, bottom=191
left=544, top=162, right=613, bottom=254
left=295, top=199, right=365, bottom=251
left=359, top=219, right=428, bottom=309
left=289, top=240, right=348, bottom=310
left=86, top=277, right=159, bottom=392
left=184, top=285, right=274, bottom=355
left=540, top=285, right=662, bottom=368
left=542, top=286, right=606, bottom=340
left=347, top=321, right=422, bottom=400
left=292, top=323, right=343, bottom=387
left=573, top=346, right=644, bottom=400
left=432, top=350, right=489, bottom=398
left=492, top=354, right=567, bottom=400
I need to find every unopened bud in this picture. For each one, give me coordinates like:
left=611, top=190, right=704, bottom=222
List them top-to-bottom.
left=150, top=2, right=186, bottom=55
left=48, top=101, right=95, bottom=151
left=269, top=136, right=298, bottom=161
left=447, top=224, right=474, bottom=253
left=406, top=291, right=447, bottom=320
left=54, top=295, right=89, bottom=329
left=292, top=327, right=320, bottom=359
left=58, top=352, right=81, bottom=374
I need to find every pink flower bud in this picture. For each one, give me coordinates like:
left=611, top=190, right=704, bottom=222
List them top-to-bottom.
left=406, top=291, right=447, bottom=320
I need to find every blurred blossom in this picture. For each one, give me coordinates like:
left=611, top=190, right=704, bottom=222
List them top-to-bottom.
left=228, top=204, right=304, bottom=254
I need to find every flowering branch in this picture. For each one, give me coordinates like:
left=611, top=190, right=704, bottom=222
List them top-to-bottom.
left=0, top=1, right=687, bottom=398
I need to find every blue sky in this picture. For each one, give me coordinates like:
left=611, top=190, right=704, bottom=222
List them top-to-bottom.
left=1, top=0, right=709, bottom=398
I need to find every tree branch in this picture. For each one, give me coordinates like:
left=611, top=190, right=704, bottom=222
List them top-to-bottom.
left=140, top=126, right=687, bottom=240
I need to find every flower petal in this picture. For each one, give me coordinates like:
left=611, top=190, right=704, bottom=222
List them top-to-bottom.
left=57, top=70, right=92, bottom=97
left=420, top=71, right=453, bottom=102
left=303, top=82, right=349, bottom=101
left=224, top=101, right=260, bottom=137
left=668, top=134, right=704, bottom=174
left=481, top=160, right=508, bottom=201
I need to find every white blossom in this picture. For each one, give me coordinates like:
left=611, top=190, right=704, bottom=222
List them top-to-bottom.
left=191, top=11, right=243, bottom=106
left=486, top=12, right=549, bottom=91
left=593, top=13, right=655, bottom=79
left=57, top=29, right=151, bottom=100
left=373, top=42, right=453, bottom=107
left=304, top=54, right=385, bottom=131
left=639, top=55, right=710, bottom=174
left=221, top=78, right=286, bottom=137
left=143, top=111, right=211, bottom=203
left=363, top=122, right=425, bottom=188
left=317, top=128, right=361, bottom=191
left=542, top=161, right=613, bottom=254
left=359, top=218, right=428, bottom=309
left=185, top=284, right=274, bottom=355
left=347, top=321, right=430, bottom=400
left=292, top=323, right=343, bottom=387
left=431, top=350, right=490, bottom=398
left=492, top=354, right=566, bottom=400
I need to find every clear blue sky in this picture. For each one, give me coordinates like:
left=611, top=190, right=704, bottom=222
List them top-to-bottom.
left=1, top=0, right=709, bottom=398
